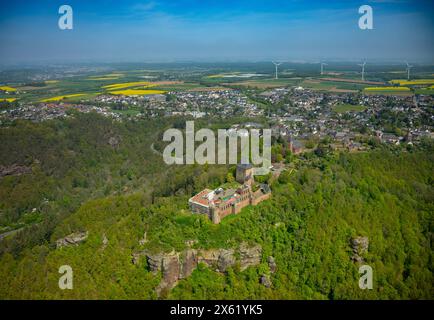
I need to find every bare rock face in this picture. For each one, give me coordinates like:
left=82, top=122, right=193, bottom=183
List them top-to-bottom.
left=108, top=136, right=121, bottom=149
left=0, top=164, right=32, bottom=178
left=56, top=231, right=88, bottom=248
left=102, top=233, right=108, bottom=250
left=351, top=236, right=369, bottom=263
left=134, top=243, right=263, bottom=296
left=239, top=243, right=262, bottom=271
left=180, top=249, right=198, bottom=279
left=198, top=249, right=221, bottom=268
left=217, top=249, right=236, bottom=272
left=145, top=252, right=166, bottom=271
left=157, top=252, right=180, bottom=295
left=268, top=256, right=277, bottom=273
left=260, top=274, right=272, bottom=288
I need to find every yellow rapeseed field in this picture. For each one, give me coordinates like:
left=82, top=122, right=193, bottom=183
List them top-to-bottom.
left=104, top=73, right=124, bottom=77
left=87, top=77, right=120, bottom=81
left=390, top=79, right=434, bottom=86
left=45, top=80, right=59, bottom=84
left=103, top=81, right=153, bottom=90
left=0, top=86, right=17, bottom=92
left=365, top=87, right=411, bottom=91
left=109, top=89, right=166, bottom=96
left=41, top=94, right=85, bottom=102
left=0, top=98, right=17, bottom=102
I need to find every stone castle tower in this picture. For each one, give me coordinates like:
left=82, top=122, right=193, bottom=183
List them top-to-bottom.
left=236, top=164, right=253, bottom=185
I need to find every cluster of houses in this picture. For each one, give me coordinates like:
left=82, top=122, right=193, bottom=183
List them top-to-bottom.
left=2, top=82, right=432, bottom=150
left=255, top=87, right=433, bottom=150
left=170, top=90, right=263, bottom=118
left=95, top=94, right=166, bottom=106
left=0, top=103, right=121, bottom=123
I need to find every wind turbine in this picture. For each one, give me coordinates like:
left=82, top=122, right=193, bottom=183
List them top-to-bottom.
left=272, top=61, right=282, bottom=80
left=358, top=61, right=367, bottom=81
left=320, top=62, right=328, bottom=75
left=405, top=62, right=413, bottom=81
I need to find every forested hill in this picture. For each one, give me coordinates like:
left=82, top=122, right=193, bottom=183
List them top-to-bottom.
left=0, top=113, right=433, bottom=299
left=0, top=113, right=170, bottom=256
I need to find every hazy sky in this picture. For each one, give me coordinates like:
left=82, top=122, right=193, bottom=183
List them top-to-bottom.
left=0, top=0, right=433, bottom=64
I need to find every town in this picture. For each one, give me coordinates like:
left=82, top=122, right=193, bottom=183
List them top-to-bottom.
left=2, top=85, right=432, bottom=152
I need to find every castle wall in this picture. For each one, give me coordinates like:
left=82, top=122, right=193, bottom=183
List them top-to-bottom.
left=212, top=189, right=270, bottom=223
left=197, top=190, right=271, bottom=224
left=251, top=192, right=271, bottom=205
left=234, top=196, right=251, bottom=214
left=189, top=201, right=210, bottom=216
left=215, top=204, right=234, bottom=220
left=211, top=210, right=221, bottom=224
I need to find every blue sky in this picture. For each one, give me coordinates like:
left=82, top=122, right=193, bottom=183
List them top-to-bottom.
left=0, top=0, right=433, bottom=64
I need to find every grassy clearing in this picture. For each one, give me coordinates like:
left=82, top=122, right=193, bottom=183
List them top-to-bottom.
left=88, top=73, right=125, bottom=81
left=228, top=78, right=300, bottom=89
left=301, top=79, right=366, bottom=92
left=152, top=83, right=206, bottom=92
left=415, top=88, right=434, bottom=95
left=333, top=104, right=367, bottom=113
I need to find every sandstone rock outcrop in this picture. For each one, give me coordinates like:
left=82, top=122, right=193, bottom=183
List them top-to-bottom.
left=108, top=136, right=121, bottom=149
left=0, top=164, right=32, bottom=178
left=56, top=231, right=88, bottom=248
left=102, top=233, right=108, bottom=250
left=351, top=236, right=369, bottom=263
left=133, top=242, right=262, bottom=296
left=239, top=243, right=261, bottom=271
left=180, top=249, right=198, bottom=279
left=217, top=249, right=236, bottom=272
left=159, top=252, right=180, bottom=294
left=268, top=256, right=277, bottom=273
left=260, top=274, right=272, bottom=288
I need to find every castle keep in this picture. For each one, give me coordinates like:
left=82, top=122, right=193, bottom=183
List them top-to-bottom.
left=188, top=164, right=271, bottom=224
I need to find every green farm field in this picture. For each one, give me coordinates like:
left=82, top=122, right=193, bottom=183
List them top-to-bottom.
left=333, top=104, right=367, bottom=113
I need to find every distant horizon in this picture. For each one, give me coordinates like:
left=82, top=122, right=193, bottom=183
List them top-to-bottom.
left=1, top=0, right=433, bottom=65
left=1, top=59, right=434, bottom=67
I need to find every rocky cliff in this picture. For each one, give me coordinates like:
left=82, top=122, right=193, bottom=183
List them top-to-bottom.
left=0, top=164, right=32, bottom=178
left=56, top=231, right=88, bottom=248
left=351, top=236, right=369, bottom=263
left=134, top=243, right=262, bottom=296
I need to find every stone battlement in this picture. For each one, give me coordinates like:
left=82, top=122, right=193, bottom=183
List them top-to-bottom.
left=188, top=165, right=271, bottom=224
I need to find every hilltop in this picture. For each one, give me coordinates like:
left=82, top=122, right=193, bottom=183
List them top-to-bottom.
left=0, top=113, right=432, bottom=299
